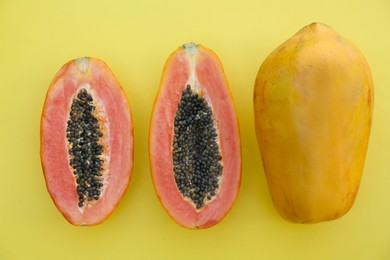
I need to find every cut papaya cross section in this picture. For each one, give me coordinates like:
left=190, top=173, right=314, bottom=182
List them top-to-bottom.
left=149, top=43, right=241, bottom=229
left=41, top=57, right=134, bottom=226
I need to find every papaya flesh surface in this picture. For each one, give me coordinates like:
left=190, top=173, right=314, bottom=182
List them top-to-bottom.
left=254, top=23, right=374, bottom=223
left=150, top=43, right=241, bottom=229
left=41, top=57, right=133, bottom=226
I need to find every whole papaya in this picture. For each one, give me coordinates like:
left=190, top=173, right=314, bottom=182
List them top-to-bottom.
left=254, top=23, right=374, bottom=223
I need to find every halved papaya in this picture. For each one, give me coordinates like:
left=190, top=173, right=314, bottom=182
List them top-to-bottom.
left=254, top=23, right=374, bottom=223
left=149, top=43, right=241, bottom=229
left=41, top=57, right=133, bottom=226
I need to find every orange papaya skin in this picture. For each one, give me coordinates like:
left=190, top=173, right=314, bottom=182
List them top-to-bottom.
left=254, top=23, right=374, bottom=223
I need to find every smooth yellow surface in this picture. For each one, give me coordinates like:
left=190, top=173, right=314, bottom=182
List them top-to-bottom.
left=0, top=0, right=389, bottom=259
left=254, top=23, right=373, bottom=223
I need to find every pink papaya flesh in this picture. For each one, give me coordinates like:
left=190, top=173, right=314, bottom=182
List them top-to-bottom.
left=149, top=43, right=241, bottom=229
left=41, top=57, right=133, bottom=226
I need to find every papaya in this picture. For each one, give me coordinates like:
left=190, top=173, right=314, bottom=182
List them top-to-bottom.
left=254, top=23, right=374, bottom=223
left=149, top=43, right=241, bottom=229
left=41, top=57, right=134, bottom=226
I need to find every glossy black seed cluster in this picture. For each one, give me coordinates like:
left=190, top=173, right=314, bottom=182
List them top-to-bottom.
left=173, top=85, right=223, bottom=209
left=67, top=88, right=105, bottom=208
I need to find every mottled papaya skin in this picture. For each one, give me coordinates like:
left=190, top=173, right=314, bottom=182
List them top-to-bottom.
left=254, top=23, right=374, bottom=223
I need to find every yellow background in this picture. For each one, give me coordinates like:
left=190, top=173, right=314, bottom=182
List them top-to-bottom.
left=0, top=0, right=389, bottom=259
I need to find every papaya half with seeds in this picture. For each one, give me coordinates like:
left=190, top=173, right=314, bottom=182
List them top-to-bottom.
left=254, top=23, right=374, bottom=223
left=149, top=43, right=241, bottom=229
left=41, top=57, right=134, bottom=226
